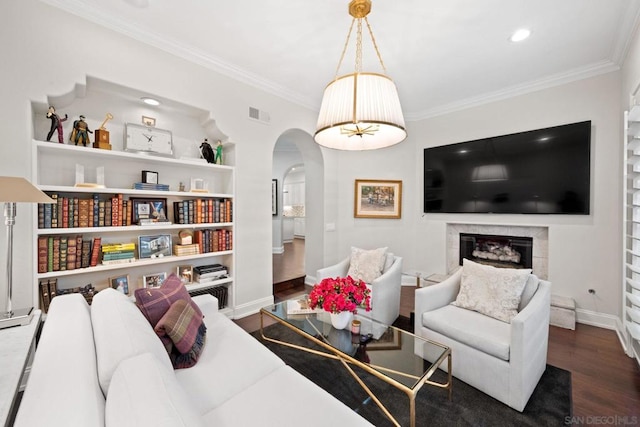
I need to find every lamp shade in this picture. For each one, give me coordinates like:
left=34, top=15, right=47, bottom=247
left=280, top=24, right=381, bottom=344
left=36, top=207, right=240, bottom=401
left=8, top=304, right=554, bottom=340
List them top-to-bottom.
left=315, top=72, right=406, bottom=150
left=0, top=177, right=54, bottom=203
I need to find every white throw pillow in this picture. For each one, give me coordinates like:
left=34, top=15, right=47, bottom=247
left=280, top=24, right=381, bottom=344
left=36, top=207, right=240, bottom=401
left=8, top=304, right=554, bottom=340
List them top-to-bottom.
left=347, top=246, right=388, bottom=283
left=452, top=259, right=531, bottom=323
left=92, top=288, right=173, bottom=396
left=105, top=353, right=204, bottom=427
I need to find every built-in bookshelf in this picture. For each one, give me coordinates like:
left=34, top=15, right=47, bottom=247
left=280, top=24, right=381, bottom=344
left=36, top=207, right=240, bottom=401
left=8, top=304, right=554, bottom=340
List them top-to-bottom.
left=30, top=79, right=235, bottom=316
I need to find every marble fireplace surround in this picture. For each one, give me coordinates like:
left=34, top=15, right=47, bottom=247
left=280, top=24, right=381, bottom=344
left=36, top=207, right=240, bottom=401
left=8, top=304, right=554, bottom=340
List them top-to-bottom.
left=446, top=223, right=549, bottom=280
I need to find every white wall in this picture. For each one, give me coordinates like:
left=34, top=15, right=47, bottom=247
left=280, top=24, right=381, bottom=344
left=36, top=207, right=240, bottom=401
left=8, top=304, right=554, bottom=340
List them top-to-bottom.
left=0, top=0, right=318, bottom=317
left=272, top=148, right=303, bottom=252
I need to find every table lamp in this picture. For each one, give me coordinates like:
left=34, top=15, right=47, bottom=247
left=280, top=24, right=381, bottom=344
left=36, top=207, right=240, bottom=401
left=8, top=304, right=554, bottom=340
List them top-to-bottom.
left=0, top=176, right=54, bottom=329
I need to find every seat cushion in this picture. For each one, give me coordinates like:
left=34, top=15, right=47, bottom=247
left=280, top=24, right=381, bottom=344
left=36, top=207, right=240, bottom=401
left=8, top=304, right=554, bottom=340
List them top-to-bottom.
left=422, top=304, right=511, bottom=361
left=106, top=353, right=204, bottom=427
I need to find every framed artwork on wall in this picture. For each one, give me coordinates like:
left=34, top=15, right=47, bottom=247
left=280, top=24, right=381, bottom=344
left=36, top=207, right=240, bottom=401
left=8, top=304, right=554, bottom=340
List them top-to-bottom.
left=272, top=179, right=278, bottom=216
left=354, top=179, right=402, bottom=219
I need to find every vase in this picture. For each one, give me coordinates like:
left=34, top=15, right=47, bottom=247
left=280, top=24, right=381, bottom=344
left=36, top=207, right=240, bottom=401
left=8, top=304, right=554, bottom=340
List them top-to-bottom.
left=330, top=311, right=353, bottom=330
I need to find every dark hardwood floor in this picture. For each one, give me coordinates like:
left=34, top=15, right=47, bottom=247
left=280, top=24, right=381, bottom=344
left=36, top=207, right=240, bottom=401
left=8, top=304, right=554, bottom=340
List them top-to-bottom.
left=237, top=241, right=640, bottom=419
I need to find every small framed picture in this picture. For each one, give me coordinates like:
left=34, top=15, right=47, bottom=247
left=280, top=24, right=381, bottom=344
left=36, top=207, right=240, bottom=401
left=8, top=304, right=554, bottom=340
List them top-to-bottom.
left=142, top=115, right=156, bottom=127
left=141, top=170, right=159, bottom=184
left=190, top=178, right=208, bottom=193
left=130, top=198, right=168, bottom=224
left=138, top=234, right=172, bottom=259
left=176, top=265, right=193, bottom=284
left=143, top=272, right=167, bottom=289
left=109, top=275, right=130, bottom=295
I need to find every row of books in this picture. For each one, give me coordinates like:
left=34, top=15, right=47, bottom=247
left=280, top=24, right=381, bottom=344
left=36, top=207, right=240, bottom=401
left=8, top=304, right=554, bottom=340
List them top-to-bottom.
left=133, top=182, right=169, bottom=191
left=38, top=193, right=131, bottom=229
left=38, top=194, right=234, bottom=229
left=173, top=198, right=232, bottom=224
left=193, top=229, right=232, bottom=254
left=37, top=235, right=102, bottom=273
left=101, top=241, right=136, bottom=264
left=193, top=263, right=228, bottom=283
left=38, top=279, right=96, bottom=313
left=188, top=284, right=229, bottom=310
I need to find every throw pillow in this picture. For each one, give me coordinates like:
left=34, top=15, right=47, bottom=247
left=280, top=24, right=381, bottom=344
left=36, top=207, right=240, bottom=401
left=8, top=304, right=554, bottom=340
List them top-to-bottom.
left=347, top=246, right=388, bottom=283
left=452, top=259, right=531, bottom=323
left=135, top=273, right=203, bottom=327
left=155, top=299, right=207, bottom=369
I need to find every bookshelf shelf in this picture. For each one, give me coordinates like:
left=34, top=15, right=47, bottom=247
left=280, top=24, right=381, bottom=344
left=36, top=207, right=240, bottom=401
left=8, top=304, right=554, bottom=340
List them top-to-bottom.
left=39, top=185, right=233, bottom=199
left=37, top=222, right=234, bottom=235
left=36, top=251, right=233, bottom=279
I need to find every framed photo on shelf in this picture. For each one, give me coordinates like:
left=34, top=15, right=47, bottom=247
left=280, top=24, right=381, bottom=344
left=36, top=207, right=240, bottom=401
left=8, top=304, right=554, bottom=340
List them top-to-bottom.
left=141, top=170, right=159, bottom=184
left=190, top=178, right=208, bottom=193
left=272, top=179, right=277, bottom=216
left=354, top=179, right=402, bottom=219
left=130, top=197, right=168, bottom=224
left=138, top=234, right=172, bottom=259
left=176, top=265, right=193, bottom=284
left=143, top=272, right=167, bottom=289
left=109, top=274, right=129, bottom=295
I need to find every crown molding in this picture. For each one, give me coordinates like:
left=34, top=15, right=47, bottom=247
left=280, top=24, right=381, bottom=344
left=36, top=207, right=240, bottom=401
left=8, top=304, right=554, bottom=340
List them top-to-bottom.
left=39, top=0, right=319, bottom=111
left=405, top=60, right=621, bottom=121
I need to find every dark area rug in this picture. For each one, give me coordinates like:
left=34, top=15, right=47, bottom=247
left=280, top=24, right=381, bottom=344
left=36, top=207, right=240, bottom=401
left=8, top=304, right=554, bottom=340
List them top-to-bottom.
left=251, top=321, right=572, bottom=426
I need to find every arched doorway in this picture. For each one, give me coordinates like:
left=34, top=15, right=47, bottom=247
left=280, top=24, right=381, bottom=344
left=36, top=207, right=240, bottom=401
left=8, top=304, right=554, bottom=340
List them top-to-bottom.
left=271, top=129, right=323, bottom=294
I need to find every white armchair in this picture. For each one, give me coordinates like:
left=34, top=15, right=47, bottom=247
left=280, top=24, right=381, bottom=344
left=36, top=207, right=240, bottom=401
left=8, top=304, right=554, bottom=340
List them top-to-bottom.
left=316, top=255, right=403, bottom=326
left=414, top=267, right=551, bottom=412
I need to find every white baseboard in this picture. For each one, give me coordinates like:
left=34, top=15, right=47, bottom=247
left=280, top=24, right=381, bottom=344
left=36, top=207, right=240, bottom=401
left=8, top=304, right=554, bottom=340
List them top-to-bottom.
left=272, top=246, right=284, bottom=254
left=232, top=295, right=275, bottom=319
left=575, top=308, right=632, bottom=357
left=575, top=308, right=619, bottom=330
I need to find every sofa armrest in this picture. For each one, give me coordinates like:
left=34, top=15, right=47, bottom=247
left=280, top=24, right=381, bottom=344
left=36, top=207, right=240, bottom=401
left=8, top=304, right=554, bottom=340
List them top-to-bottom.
left=367, top=256, right=403, bottom=325
left=316, top=257, right=350, bottom=280
left=414, top=268, right=462, bottom=331
left=510, top=280, right=551, bottom=358
left=192, top=294, right=219, bottom=317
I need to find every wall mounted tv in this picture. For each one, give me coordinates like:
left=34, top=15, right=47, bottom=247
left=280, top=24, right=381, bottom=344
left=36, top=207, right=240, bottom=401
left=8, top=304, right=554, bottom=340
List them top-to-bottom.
left=423, top=121, right=591, bottom=214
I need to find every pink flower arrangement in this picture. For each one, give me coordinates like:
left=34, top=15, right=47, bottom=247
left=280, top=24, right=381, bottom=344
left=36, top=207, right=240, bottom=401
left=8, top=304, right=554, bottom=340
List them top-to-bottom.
left=308, top=276, right=371, bottom=314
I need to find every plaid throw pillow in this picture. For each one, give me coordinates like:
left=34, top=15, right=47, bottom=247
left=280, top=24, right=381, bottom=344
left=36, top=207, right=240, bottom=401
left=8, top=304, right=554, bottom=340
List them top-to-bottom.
left=135, top=273, right=203, bottom=327
left=155, top=299, right=206, bottom=369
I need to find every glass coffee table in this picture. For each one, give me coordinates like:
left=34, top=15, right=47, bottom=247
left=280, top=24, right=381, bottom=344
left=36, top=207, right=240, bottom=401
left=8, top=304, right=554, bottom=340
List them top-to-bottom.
left=260, top=297, right=451, bottom=427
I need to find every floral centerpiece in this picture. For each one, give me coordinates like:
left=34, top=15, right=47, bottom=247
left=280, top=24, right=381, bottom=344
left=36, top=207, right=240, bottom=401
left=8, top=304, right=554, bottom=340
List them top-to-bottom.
left=308, top=276, right=371, bottom=314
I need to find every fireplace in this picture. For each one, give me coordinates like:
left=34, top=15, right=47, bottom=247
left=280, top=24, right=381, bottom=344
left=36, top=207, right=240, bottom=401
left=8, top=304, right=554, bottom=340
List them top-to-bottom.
left=459, top=233, right=533, bottom=269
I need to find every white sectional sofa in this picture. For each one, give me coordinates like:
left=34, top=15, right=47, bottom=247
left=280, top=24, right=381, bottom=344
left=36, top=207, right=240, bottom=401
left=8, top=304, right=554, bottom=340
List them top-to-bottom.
left=13, top=289, right=372, bottom=427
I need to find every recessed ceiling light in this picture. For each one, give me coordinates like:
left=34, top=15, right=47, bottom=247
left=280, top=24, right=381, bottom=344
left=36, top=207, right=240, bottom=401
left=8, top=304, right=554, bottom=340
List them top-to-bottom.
left=510, top=28, right=531, bottom=43
left=141, top=97, right=160, bottom=106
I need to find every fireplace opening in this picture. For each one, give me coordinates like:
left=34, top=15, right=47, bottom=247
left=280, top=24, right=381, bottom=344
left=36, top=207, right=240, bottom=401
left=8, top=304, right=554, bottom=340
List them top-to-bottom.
left=459, top=233, right=533, bottom=270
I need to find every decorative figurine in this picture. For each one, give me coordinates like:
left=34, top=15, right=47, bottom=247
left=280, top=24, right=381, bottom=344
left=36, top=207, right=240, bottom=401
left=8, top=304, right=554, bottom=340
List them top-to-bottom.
left=46, top=106, right=68, bottom=143
left=94, top=113, right=113, bottom=150
left=70, top=115, right=93, bottom=146
left=200, top=138, right=215, bottom=163
left=215, top=140, right=223, bottom=165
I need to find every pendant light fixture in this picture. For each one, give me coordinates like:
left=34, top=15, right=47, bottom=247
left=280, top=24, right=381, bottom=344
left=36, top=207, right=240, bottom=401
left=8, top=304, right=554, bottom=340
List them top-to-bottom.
left=314, top=0, right=406, bottom=150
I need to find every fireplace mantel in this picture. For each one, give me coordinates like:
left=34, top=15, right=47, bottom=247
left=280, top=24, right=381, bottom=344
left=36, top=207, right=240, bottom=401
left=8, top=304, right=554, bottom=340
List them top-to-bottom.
left=446, top=223, right=549, bottom=279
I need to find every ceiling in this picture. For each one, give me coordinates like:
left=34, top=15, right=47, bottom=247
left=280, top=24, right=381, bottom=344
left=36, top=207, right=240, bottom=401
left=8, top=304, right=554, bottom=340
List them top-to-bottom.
left=42, top=0, right=640, bottom=121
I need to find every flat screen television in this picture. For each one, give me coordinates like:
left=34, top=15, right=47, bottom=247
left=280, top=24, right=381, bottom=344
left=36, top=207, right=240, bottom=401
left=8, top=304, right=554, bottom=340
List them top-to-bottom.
left=423, top=121, right=591, bottom=214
